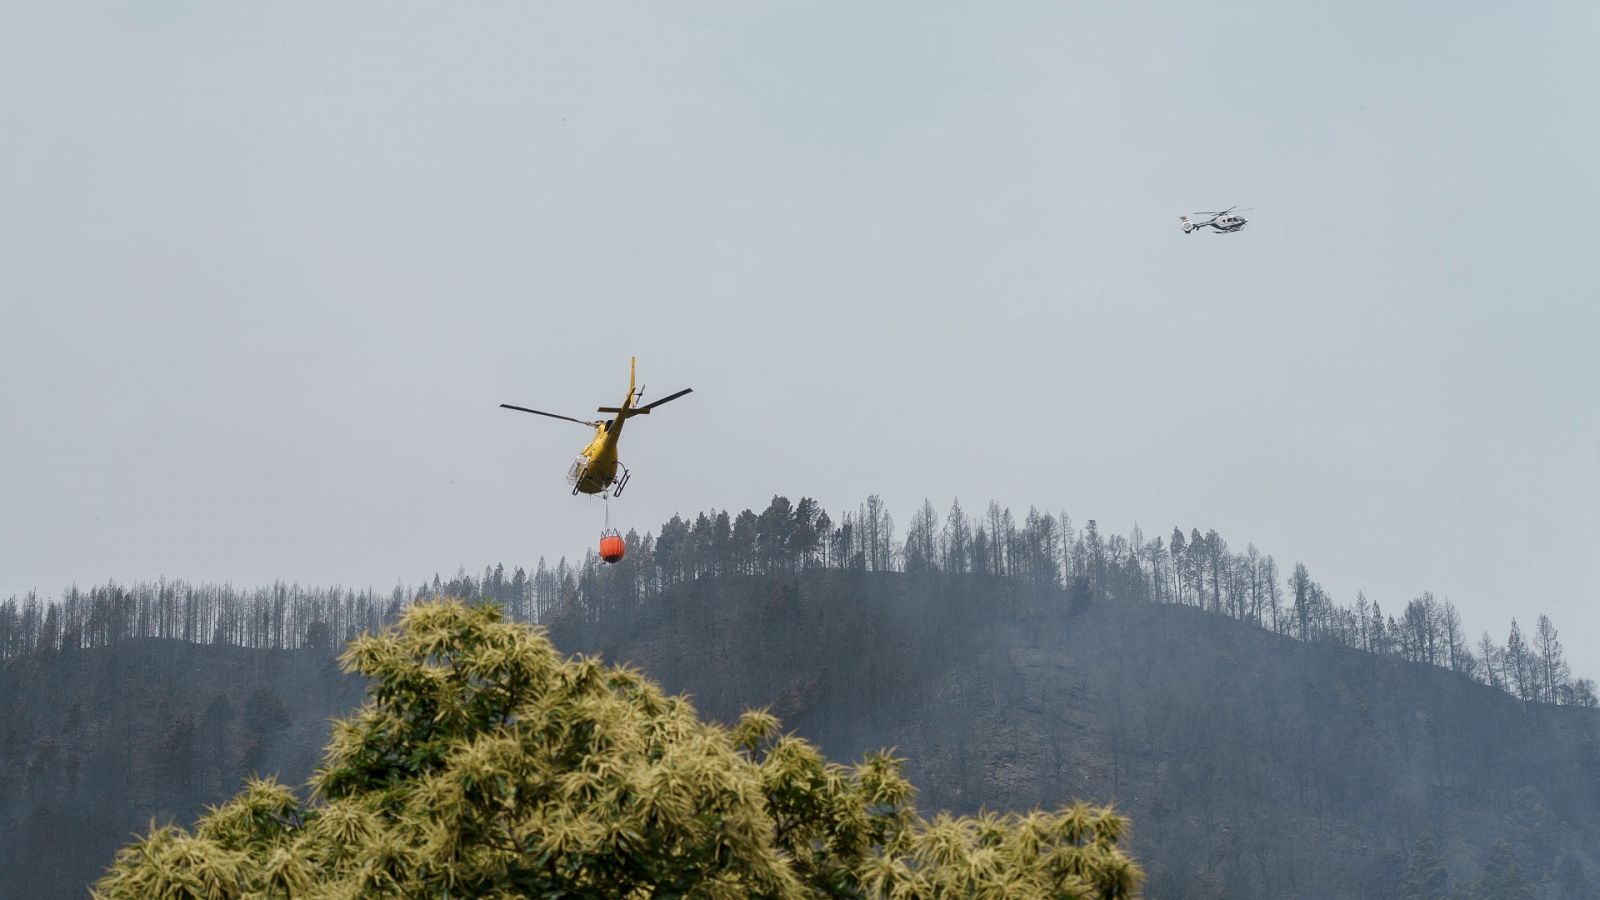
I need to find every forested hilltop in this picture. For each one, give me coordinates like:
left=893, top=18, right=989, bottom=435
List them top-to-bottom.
left=6, top=495, right=1594, bottom=706
left=4, top=496, right=1598, bottom=897
left=5, top=568, right=1598, bottom=897
left=551, top=572, right=1600, bottom=899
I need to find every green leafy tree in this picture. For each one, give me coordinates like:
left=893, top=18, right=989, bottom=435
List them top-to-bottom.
left=96, top=599, right=1143, bottom=899
left=1400, top=831, right=1448, bottom=900
left=1466, top=840, right=1534, bottom=900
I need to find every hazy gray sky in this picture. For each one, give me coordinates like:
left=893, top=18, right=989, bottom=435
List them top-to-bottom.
left=4, top=3, right=1598, bottom=675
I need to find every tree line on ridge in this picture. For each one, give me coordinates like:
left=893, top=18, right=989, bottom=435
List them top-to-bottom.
left=3, top=494, right=1592, bottom=707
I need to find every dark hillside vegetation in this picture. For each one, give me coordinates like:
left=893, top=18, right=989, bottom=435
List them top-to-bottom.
left=5, top=495, right=1598, bottom=897
left=8, top=495, right=1593, bottom=710
left=4, top=569, right=1597, bottom=897
left=553, top=572, right=1600, bottom=899
left=0, top=641, right=361, bottom=900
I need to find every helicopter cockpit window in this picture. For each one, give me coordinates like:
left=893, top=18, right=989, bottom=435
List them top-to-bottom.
left=566, top=457, right=587, bottom=486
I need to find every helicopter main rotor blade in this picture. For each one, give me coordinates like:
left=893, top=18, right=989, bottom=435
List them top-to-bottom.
left=636, top=387, right=693, bottom=413
left=499, top=404, right=597, bottom=427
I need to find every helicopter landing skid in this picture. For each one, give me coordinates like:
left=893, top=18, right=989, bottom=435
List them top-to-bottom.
left=609, top=465, right=632, bottom=498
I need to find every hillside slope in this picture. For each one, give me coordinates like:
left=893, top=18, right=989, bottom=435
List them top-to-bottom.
left=4, top=570, right=1597, bottom=899
left=551, top=571, right=1600, bottom=899
left=0, top=641, right=362, bottom=900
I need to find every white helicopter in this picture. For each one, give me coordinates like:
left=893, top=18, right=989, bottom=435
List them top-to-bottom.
left=1180, top=206, right=1251, bottom=234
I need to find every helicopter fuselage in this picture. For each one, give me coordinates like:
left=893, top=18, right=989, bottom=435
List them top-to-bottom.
left=1181, top=207, right=1249, bottom=234
left=566, top=363, right=641, bottom=494
left=569, top=421, right=624, bottom=494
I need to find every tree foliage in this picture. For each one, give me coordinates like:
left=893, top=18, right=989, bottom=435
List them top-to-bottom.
left=94, top=599, right=1143, bottom=899
left=1400, top=831, right=1448, bottom=900
left=1465, top=839, right=1535, bottom=900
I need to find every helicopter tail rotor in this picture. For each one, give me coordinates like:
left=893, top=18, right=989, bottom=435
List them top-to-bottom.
left=599, top=387, right=693, bottom=417
left=636, top=388, right=693, bottom=413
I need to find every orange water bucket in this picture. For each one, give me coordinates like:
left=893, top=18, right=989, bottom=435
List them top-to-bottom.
left=599, top=531, right=625, bottom=564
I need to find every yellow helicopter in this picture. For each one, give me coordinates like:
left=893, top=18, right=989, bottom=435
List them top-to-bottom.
left=500, top=357, right=691, bottom=497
